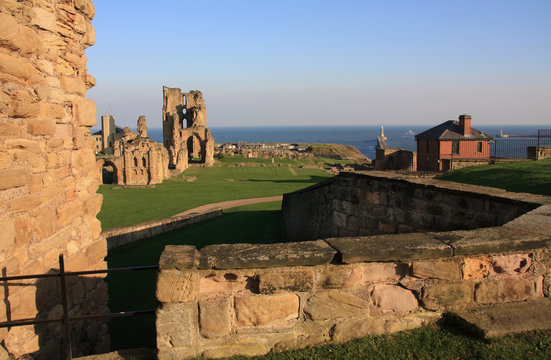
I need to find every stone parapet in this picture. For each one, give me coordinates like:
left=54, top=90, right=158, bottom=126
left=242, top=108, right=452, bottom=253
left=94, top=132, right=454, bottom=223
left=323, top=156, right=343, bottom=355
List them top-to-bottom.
left=283, top=171, right=549, bottom=242
left=158, top=172, right=551, bottom=358
left=156, top=219, right=551, bottom=358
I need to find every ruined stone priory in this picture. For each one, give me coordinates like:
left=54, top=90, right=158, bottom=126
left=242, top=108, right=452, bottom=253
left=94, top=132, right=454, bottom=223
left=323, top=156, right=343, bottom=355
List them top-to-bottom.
left=0, top=0, right=109, bottom=358
left=162, top=86, right=215, bottom=170
left=97, top=115, right=170, bottom=185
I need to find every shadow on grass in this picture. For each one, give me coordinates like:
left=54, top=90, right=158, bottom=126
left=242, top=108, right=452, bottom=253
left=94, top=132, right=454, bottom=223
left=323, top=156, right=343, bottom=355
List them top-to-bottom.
left=244, top=175, right=330, bottom=184
left=105, top=207, right=285, bottom=350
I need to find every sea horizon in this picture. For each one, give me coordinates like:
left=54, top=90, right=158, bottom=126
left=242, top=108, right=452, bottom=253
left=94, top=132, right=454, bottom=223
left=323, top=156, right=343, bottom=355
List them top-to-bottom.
left=92, top=125, right=546, bottom=159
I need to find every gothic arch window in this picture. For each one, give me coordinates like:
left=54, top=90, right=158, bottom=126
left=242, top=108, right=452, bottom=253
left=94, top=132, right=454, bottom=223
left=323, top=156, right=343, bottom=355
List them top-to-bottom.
left=134, top=157, right=138, bottom=167
left=142, top=157, right=146, bottom=167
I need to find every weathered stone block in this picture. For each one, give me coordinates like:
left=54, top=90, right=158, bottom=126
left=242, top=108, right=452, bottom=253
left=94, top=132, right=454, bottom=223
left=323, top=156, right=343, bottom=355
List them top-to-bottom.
left=31, top=7, right=56, bottom=31
left=0, top=52, right=43, bottom=85
left=74, top=97, right=97, bottom=126
left=26, top=118, right=56, bottom=136
left=0, top=122, right=19, bottom=137
left=0, top=168, right=29, bottom=190
left=8, top=195, right=42, bottom=213
left=56, top=198, right=82, bottom=226
left=31, top=206, right=55, bottom=240
left=0, top=219, right=15, bottom=249
left=446, top=227, right=550, bottom=255
left=326, top=233, right=452, bottom=263
left=198, top=240, right=336, bottom=269
left=159, top=245, right=197, bottom=270
left=491, top=253, right=532, bottom=275
left=463, top=256, right=491, bottom=279
left=412, top=259, right=461, bottom=281
left=361, top=262, right=408, bottom=283
left=316, top=266, right=362, bottom=289
left=259, top=268, right=314, bottom=294
left=157, top=269, right=197, bottom=303
left=199, top=272, right=254, bottom=296
left=475, top=278, right=537, bottom=304
left=422, top=282, right=473, bottom=310
left=371, top=285, right=418, bottom=313
left=304, top=291, right=369, bottom=321
left=235, top=294, right=299, bottom=326
left=199, top=297, right=231, bottom=338
left=453, top=298, right=551, bottom=338
left=156, top=303, right=198, bottom=352
left=386, top=312, right=441, bottom=333
left=331, top=317, right=386, bottom=343
left=201, top=340, right=271, bottom=359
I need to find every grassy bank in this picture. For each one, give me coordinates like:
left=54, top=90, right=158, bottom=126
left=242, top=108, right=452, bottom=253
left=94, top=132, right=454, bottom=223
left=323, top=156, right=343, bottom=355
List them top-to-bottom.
left=98, top=155, right=331, bottom=229
left=437, top=158, right=551, bottom=196
left=106, top=201, right=285, bottom=349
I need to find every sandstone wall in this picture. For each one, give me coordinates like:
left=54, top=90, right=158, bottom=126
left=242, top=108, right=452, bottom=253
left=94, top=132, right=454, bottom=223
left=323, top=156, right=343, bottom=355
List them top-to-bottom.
left=0, top=0, right=108, bottom=358
left=283, top=171, right=539, bottom=242
left=156, top=203, right=551, bottom=359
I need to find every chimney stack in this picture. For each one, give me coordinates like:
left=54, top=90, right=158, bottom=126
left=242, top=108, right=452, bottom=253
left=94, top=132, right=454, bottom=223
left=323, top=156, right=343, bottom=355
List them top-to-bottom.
left=459, top=114, right=471, bottom=136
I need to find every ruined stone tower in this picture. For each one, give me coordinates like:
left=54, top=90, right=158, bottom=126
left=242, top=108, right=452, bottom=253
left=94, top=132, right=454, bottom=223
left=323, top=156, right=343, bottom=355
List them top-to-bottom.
left=0, top=0, right=109, bottom=358
left=162, top=87, right=214, bottom=170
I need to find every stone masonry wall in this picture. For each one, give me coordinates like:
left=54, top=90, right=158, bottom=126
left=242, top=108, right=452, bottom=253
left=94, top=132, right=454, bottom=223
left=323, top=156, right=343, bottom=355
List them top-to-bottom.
left=0, top=1, right=109, bottom=358
left=283, top=171, right=539, bottom=242
left=157, top=173, right=551, bottom=359
left=156, top=202, right=551, bottom=358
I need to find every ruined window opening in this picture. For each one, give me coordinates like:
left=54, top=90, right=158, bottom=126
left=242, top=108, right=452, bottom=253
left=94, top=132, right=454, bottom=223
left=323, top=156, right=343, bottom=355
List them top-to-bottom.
left=134, top=157, right=138, bottom=167
left=142, top=157, right=146, bottom=167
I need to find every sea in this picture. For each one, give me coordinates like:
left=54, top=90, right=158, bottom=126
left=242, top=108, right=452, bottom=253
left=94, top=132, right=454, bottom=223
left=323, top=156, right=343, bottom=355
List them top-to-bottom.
left=142, top=125, right=545, bottom=160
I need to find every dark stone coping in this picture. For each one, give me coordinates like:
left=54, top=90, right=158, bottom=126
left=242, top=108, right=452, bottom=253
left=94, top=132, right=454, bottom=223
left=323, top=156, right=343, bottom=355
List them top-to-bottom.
left=159, top=218, right=550, bottom=269
left=325, top=233, right=453, bottom=263
left=197, top=240, right=337, bottom=269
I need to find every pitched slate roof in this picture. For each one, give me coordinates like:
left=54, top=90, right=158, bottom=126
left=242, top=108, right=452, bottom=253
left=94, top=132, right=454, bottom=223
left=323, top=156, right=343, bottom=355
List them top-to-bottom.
left=415, top=120, right=493, bottom=141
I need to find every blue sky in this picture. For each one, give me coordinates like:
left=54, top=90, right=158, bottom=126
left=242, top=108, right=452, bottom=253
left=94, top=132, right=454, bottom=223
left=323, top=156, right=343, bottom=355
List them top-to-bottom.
left=86, top=0, right=551, bottom=128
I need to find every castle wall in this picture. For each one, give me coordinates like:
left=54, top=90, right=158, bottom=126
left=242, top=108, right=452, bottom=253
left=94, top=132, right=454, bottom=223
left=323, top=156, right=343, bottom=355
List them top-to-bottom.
left=0, top=0, right=108, bottom=358
left=282, top=172, right=539, bottom=242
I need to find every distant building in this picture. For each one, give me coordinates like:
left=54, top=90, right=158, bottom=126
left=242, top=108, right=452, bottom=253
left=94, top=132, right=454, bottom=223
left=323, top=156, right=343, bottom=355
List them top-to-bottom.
left=92, top=115, right=124, bottom=154
left=415, top=115, right=493, bottom=171
left=374, top=127, right=416, bottom=171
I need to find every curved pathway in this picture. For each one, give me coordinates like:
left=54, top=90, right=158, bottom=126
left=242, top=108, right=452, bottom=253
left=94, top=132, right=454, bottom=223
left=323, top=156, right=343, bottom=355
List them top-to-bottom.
left=172, top=196, right=283, bottom=218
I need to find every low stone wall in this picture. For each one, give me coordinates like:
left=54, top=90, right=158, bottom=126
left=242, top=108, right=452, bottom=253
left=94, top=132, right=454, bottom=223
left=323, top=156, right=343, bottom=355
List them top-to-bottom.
left=528, top=146, right=551, bottom=160
left=282, top=171, right=542, bottom=242
left=157, top=172, right=551, bottom=359
left=156, top=205, right=551, bottom=358
left=103, top=210, right=222, bottom=250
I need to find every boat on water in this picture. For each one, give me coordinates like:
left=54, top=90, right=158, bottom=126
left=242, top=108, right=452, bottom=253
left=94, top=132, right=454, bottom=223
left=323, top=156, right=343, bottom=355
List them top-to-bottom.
left=406, top=130, right=414, bottom=135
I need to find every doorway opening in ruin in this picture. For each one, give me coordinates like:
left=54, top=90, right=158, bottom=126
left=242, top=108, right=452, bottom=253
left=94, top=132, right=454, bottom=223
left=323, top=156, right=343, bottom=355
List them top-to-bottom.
left=186, top=134, right=204, bottom=163
left=101, top=162, right=118, bottom=184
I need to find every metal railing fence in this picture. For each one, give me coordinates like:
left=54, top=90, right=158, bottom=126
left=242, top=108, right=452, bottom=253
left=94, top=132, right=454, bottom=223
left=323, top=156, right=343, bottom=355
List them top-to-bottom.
left=0, top=254, right=158, bottom=360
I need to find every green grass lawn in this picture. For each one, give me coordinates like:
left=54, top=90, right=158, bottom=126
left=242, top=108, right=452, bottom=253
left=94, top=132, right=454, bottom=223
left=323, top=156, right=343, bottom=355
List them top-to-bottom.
left=98, top=156, right=331, bottom=229
left=437, top=158, right=551, bottom=196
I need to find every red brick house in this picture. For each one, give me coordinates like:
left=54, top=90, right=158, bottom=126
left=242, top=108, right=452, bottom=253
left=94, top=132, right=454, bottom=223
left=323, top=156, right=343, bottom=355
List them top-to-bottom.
left=415, top=115, right=493, bottom=171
